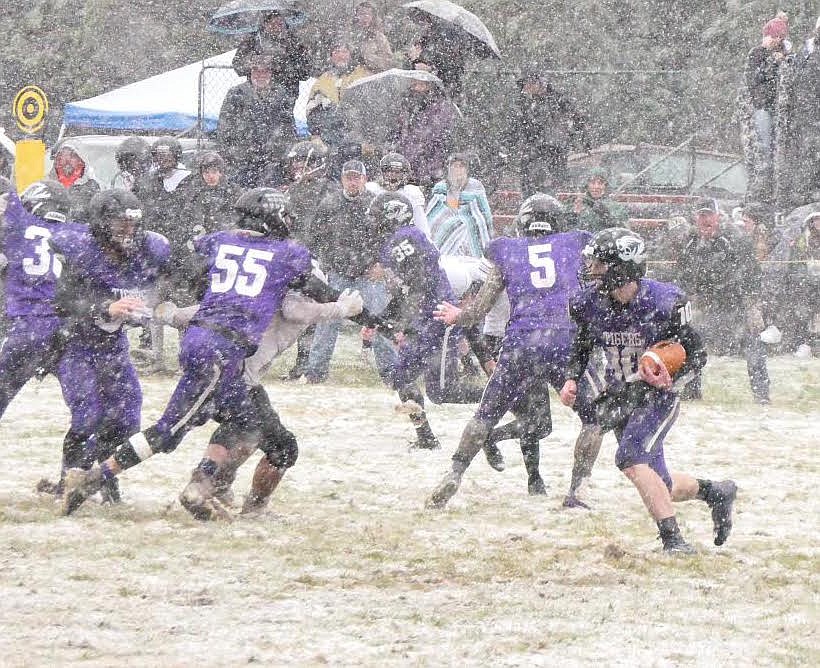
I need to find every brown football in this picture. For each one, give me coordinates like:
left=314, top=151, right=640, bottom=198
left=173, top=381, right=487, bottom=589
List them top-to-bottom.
left=639, top=340, right=687, bottom=376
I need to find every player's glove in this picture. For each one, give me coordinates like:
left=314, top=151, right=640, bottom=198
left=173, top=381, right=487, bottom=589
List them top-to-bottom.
left=337, top=289, right=364, bottom=318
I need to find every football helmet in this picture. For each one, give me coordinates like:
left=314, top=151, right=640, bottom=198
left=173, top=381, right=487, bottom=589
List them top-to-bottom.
left=115, top=137, right=152, bottom=176
left=284, top=141, right=328, bottom=184
left=379, top=152, right=411, bottom=191
left=20, top=179, right=72, bottom=223
left=233, top=188, right=292, bottom=238
left=88, top=189, right=144, bottom=256
left=366, top=192, right=414, bottom=237
left=516, top=193, right=564, bottom=237
left=581, top=227, right=647, bottom=292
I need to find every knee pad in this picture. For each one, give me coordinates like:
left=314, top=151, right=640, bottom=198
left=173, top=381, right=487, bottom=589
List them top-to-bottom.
left=212, top=420, right=261, bottom=450
left=260, top=429, right=299, bottom=469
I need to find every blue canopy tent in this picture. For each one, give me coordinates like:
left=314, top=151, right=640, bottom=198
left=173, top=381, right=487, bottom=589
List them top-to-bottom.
left=62, top=51, right=243, bottom=134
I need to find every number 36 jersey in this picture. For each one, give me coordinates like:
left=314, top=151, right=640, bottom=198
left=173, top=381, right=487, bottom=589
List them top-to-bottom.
left=1, top=191, right=85, bottom=318
left=194, top=230, right=312, bottom=347
left=485, top=230, right=591, bottom=335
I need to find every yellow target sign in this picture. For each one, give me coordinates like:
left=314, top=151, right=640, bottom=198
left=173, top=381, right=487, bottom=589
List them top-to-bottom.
left=13, top=85, right=49, bottom=134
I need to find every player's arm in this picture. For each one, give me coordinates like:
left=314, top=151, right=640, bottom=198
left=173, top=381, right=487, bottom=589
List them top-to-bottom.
left=435, top=262, right=505, bottom=327
left=665, top=297, right=707, bottom=386
left=560, top=303, right=595, bottom=406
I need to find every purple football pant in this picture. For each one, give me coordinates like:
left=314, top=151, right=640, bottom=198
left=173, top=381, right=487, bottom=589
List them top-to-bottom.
left=0, top=316, right=62, bottom=418
left=389, top=321, right=480, bottom=404
left=147, top=326, right=256, bottom=454
left=57, top=331, right=142, bottom=441
left=613, top=390, right=679, bottom=490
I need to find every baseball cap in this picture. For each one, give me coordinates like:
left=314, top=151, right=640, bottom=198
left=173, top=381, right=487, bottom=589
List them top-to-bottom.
left=342, top=160, right=366, bottom=176
left=693, top=197, right=719, bottom=215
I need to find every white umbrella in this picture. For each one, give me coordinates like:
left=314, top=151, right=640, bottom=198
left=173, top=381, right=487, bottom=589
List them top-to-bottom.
left=403, top=0, right=501, bottom=59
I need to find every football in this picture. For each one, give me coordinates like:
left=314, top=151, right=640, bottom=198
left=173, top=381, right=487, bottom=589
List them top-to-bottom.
left=639, top=340, right=687, bottom=376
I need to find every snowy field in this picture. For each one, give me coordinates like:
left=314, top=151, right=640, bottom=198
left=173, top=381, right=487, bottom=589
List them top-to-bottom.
left=1, top=331, right=818, bottom=667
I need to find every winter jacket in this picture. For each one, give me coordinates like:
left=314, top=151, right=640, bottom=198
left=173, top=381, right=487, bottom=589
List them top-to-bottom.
left=232, top=32, right=312, bottom=100
left=745, top=45, right=782, bottom=112
left=48, top=139, right=102, bottom=221
left=312, top=188, right=378, bottom=278
left=569, top=191, right=629, bottom=233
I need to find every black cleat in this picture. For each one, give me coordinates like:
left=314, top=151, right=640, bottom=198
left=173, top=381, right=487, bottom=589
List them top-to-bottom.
left=409, top=429, right=441, bottom=450
left=483, top=442, right=505, bottom=472
left=62, top=467, right=103, bottom=515
left=425, top=471, right=461, bottom=508
left=528, top=474, right=547, bottom=496
left=36, top=477, right=64, bottom=497
left=707, top=480, right=737, bottom=546
left=562, top=494, right=591, bottom=510
left=662, top=535, right=697, bottom=555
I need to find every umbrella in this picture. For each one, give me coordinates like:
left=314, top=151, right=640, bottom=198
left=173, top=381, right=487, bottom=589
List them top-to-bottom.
left=208, top=0, right=306, bottom=35
left=403, top=0, right=501, bottom=59
left=339, top=69, right=449, bottom=145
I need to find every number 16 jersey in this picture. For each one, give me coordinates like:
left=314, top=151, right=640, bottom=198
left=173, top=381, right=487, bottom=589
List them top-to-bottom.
left=193, top=230, right=312, bottom=348
left=485, top=230, right=591, bottom=336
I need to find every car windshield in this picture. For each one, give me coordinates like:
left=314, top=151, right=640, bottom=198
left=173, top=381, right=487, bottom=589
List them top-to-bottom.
left=691, top=156, right=747, bottom=195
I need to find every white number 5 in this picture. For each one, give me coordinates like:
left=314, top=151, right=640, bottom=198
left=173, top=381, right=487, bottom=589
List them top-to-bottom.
left=528, top=243, right=556, bottom=288
left=211, top=244, right=273, bottom=297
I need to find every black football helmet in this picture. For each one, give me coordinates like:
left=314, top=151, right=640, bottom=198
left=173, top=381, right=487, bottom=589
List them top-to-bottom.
left=115, top=137, right=152, bottom=176
left=284, top=141, right=328, bottom=184
left=379, top=152, right=411, bottom=190
left=20, top=179, right=72, bottom=223
left=233, top=188, right=291, bottom=238
left=88, top=189, right=144, bottom=256
left=366, top=192, right=414, bottom=237
left=516, top=193, right=564, bottom=237
left=581, top=227, right=647, bottom=292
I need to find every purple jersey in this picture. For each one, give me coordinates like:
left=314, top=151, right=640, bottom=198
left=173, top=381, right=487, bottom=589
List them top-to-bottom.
left=1, top=191, right=85, bottom=317
left=379, top=225, right=455, bottom=318
left=51, top=227, right=170, bottom=341
left=193, top=230, right=312, bottom=347
left=486, top=230, right=591, bottom=334
left=570, top=279, right=687, bottom=391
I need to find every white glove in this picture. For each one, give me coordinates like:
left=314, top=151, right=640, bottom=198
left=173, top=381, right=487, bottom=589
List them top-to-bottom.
left=337, top=289, right=364, bottom=318
left=153, top=301, right=179, bottom=326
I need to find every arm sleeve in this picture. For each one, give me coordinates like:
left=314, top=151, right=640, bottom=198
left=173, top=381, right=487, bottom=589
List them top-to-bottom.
left=52, top=254, right=114, bottom=322
left=456, top=263, right=505, bottom=326
left=291, top=273, right=393, bottom=331
left=665, top=297, right=707, bottom=378
left=564, top=302, right=595, bottom=381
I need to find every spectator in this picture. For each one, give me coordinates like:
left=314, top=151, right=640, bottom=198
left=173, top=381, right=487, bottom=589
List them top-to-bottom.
left=348, top=2, right=395, bottom=73
left=232, top=10, right=311, bottom=102
left=406, top=10, right=467, bottom=96
left=790, top=16, right=820, bottom=204
left=742, top=18, right=789, bottom=203
left=305, top=41, right=372, bottom=175
left=218, top=53, right=295, bottom=188
left=392, top=63, right=459, bottom=191
left=503, top=65, right=591, bottom=196
left=111, top=136, right=152, bottom=191
left=48, top=140, right=102, bottom=220
left=187, top=151, right=242, bottom=236
left=367, top=152, right=431, bottom=238
left=427, top=153, right=493, bottom=257
left=302, top=160, right=394, bottom=384
left=567, top=167, right=629, bottom=233
left=676, top=198, right=771, bottom=404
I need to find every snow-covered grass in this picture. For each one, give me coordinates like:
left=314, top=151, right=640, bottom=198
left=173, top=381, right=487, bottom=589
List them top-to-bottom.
left=0, top=331, right=817, bottom=666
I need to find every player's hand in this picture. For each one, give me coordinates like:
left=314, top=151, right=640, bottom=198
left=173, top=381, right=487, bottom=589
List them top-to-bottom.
left=573, top=195, right=585, bottom=214
left=367, top=263, right=386, bottom=281
left=337, top=289, right=364, bottom=318
left=109, top=297, right=147, bottom=320
left=153, top=301, right=179, bottom=326
left=433, top=301, right=462, bottom=325
left=394, top=331, right=407, bottom=347
left=483, top=359, right=497, bottom=375
left=638, top=360, right=673, bottom=390
left=559, top=380, right=578, bottom=406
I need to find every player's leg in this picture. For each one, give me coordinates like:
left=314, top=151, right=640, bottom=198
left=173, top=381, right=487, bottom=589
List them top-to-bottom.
left=303, top=272, right=349, bottom=383
left=422, top=324, right=484, bottom=405
left=283, top=325, right=314, bottom=381
left=62, top=328, right=236, bottom=514
left=744, top=331, right=770, bottom=404
left=390, top=335, right=442, bottom=450
left=426, top=346, right=530, bottom=508
left=563, top=368, right=606, bottom=509
left=514, top=385, right=552, bottom=496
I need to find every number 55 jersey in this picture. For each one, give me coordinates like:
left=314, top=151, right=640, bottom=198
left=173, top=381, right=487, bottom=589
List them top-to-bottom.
left=192, top=230, right=312, bottom=351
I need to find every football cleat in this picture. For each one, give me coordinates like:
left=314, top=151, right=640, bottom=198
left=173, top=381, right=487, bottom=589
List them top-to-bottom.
left=409, top=430, right=441, bottom=450
left=483, top=442, right=505, bottom=472
left=62, top=467, right=103, bottom=515
left=179, top=471, right=234, bottom=522
left=425, top=471, right=462, bottom=509
left=527, top=474, right=547, bottom=496
left=706, top=480, right=737, bottom=546
left=240, top=493, right=271, bottom=516
left=562, top=494, right=591, bottom=509
left=662, top=536, right=698, bottom=555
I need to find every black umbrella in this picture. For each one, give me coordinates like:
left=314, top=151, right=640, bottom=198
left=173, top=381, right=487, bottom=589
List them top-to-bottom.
left=208, top=0, right=306, bottom=35
left=403, top=0, right=501, bottom=59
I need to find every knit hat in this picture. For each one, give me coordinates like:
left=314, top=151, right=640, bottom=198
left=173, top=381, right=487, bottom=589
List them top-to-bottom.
left=762, top=19, right=788, bottom=40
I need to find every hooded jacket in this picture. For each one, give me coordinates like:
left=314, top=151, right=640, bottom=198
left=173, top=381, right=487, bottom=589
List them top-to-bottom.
left=48, top=139, right=102, bottom=221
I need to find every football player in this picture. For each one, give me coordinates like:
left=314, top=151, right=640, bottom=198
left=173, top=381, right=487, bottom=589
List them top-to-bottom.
left=0, top=181, right=83, bottom=425
left=49, top=189, right=171, bottom=500
left=426, top=194, right=602, bottom=504
left=557, top=228, right=736, bottom=553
